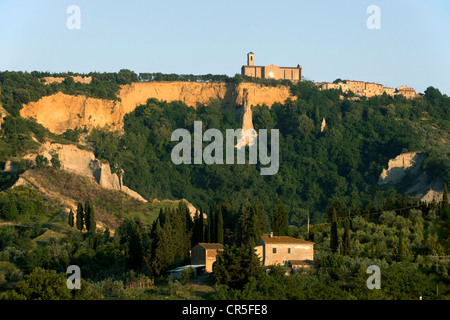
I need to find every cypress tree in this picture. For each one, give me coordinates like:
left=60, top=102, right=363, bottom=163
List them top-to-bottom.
left=442, top=183, right=449, bottom=210
left=252, top=198, right=267, bottom=241
left=85, top=200, right=96, bottom=232
left=272, top=200, right=288, bottom=236
left=84, top=201, right=90, bottom=230
left=76, top=202, right=84, bottom=232
left=238, top=202, right=253, bottom=246
left=90, top=203, right=96, bottom=232
left=199, top=205, right=204, bottom=242
left=209, top=206, right=215, bottom=243
left=217, top=207, right=224, bottom=244
left=68, top=208, right=74, bottom=228
left=330, top=208, right=339, bottom=253
left=192, top=210, right=199, bottom=246
left=119, top=217, right=144, bottom=271
left=342, top=218, right=352, bottom=256
left=150, top=219, right=171, bottom=275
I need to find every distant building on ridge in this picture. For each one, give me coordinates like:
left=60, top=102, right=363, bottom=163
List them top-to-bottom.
left=241, top=52, right=303, bottom=82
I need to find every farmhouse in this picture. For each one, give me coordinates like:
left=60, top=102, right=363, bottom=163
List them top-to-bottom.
left=254, top=233, right=314, bottom=268
left=190, top=243, right=224, bottom=273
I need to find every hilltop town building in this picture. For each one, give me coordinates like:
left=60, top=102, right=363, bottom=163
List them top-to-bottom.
left=241, top=52, right=303, bottom=82
left=315, top=79, right=416, bottom=99
left=395, top=85, right=416, bottom=99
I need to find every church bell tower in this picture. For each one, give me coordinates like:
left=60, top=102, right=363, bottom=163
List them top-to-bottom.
left=247, top=52, right=255, bottom=66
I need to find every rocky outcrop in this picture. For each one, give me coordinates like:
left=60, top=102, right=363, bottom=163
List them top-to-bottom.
left=20, top=81, right=295, bottom=134
left=118, top=81, right=230, bottom=112
left=235, top=82, right=294, bottom=107
left=21, top=92, right=125, bottom=134
left=0, top=104, right=9, bottom=129
left=321, top=118, right=326, bottom=132
left=23, top=142, right=147, bottom=202
left=378, top=151, right=444, bottom=203
left=378, top=152, right=425, bottom=185
left=3, top=160, right=19, bottom=173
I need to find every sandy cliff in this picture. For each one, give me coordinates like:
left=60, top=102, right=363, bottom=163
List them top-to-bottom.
left=20, top=81, right=295, bottom=134
left=21, top=92, right=125, bottom=133
left=20, top=142, right=147, bottom=202
left=378, top=151, right=444, bottom=202
left=378, top=152, right=425, bottom=185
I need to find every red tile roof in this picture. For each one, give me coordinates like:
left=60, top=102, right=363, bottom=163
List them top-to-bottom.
left=260, top=235, right=314, bottom=245
left=196, top=243, right=224, bottom=250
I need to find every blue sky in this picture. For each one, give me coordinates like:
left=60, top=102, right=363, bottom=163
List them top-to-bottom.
left=1, top=0, right=449, bottom=94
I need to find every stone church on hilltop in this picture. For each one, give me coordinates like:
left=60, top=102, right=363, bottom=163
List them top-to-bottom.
left=241, top=52, right=302, bottom=82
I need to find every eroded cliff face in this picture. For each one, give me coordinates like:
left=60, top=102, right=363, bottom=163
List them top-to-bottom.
left=20, top=81, right=295, bottom=134
left=21, top=92, right=125, bottom=133
left=20, top=142, right=147, bottom=203
left=378, top=151, right=444, bottom=203
left=378, top=152, right=425, bottom=185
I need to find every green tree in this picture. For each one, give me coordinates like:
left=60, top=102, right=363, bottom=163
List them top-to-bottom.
left=50, top=153, right=61, bottom=169
left=35, top=155, right=49, bottom=169
left=441, top=183, right=448, bottom=211
left=251, top=198, right=268, bottom=242
left=84, top=200, right=96, bottom=232
left=271, top=200, right=288, bottom=236
left=2, top=201, right=19, bottom=220
left=76, top=202, right=84, bottom=232
left=237, top=203, right=254, bottom=245
left=199, top=205, right=204, bottom=242
left=208, top=206, right=215, bottom=243
left=217, top=207, right=224, bottom=244
left=68, top=208, right=74, bottom=228
left=330, top=208, right=339, bottom=253
left=436, top=208, right=450, bottom=254
left=118, top=217, right=144, bottom=271
left=342, top=218, right=352, bottom=256
left=395, top=233, right=409, bottom=261
left=213, top=244, right=261, bottom=289
left=2, top=267, right=98, bottom=300
left=9, top=268, right=70, bottom=300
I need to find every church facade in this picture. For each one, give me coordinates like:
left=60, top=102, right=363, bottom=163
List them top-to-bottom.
left=241, top=52, right=302, bottom=82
